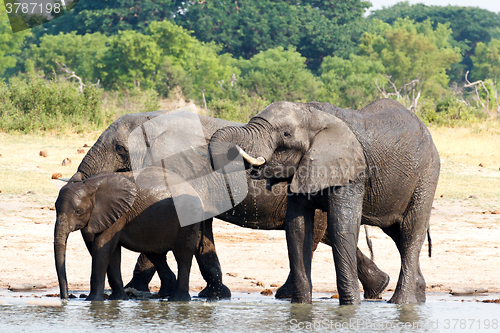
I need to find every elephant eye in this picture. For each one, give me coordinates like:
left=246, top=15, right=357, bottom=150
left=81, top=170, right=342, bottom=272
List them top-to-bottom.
left=283, top=131, right=291, bottom=138
left=116, top=144, right=127, bottom=154
left=75, top=209, right=84, bottom=216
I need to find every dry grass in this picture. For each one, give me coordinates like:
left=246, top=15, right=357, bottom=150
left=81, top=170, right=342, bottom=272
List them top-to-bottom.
left=1, top=122, right=499, bottom=202
left=429, top=124, right=500, bottom=201
left=429, top=125, right=500, bottom=171
left=0, top=132, right=99, bottom=201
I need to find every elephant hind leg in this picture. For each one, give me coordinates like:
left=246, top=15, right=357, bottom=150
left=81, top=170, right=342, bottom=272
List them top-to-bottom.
left=385, top=183, right=434, bottom=304
left=196, top=219, right=231, bottom=299
left=357, top=248, right=390, bottom=299
left=124, top=253, right=158, bottom=292
left=145, top=253, right=176, bottom=297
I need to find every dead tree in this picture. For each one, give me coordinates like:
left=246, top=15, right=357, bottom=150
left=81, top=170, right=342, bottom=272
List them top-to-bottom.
left=55, top=62, right=100, bottom=93
left=464, top=71, right=499, bottom=117
left=375, top=75, right=421, bottom=112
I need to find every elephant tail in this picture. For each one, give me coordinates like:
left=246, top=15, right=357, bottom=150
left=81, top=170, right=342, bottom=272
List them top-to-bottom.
left=198, top=220, right=206, bottom=256
left=364, top=225, right=374, bottom=261
left=427, top=228, right=432, bottom=258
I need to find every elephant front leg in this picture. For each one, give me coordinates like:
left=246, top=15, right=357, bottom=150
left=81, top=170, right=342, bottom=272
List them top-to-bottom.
left=327, top=183, right=364, bottom=305
left=285, top=195, right=315, bottom=304
left=276, top=210, right=328, bottom=299
left=195, top=219, right=231, bottom=299
left=87, top=232, right=121, bottom=301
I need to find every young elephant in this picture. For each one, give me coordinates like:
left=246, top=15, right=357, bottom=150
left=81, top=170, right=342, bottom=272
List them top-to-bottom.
left=54, top=169, right=201, bottom=301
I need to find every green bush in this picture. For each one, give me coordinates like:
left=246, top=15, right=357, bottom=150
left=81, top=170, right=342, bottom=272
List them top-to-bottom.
left=0, top=75, right=107, bottom=133
left=101, top=87, right=160, bottom=119
left=207, top=92, right=269, bottom=123
left=417, top=97, right=488, bottom=126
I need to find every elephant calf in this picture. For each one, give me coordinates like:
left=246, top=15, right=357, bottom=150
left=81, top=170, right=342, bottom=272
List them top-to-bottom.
left=54, top=169, right=200, bottom=301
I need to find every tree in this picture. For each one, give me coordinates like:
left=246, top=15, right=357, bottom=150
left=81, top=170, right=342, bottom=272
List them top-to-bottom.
left=31, top=0, right=176, bottom=37
left=173, top=0, right=371, bottom=71
left=369, top=2, right=500, bottom=81
left=0, top=10, right=30, bottom=77
left=360, top=19, right=461, bottom=109
left=147, top=20, right=239, bottom=104
left=99, top=30, right=163, bottom=90
left=28, top=32, right=108, bottom=83
left=471, top=39, right=500, bottom=85
left=238, top=46, right=321, bottom=102
left=319, top=55, right=387, bottom=109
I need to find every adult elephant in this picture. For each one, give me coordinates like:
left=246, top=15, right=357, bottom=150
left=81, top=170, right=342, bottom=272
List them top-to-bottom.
left=209, top=99, right=440, bottom=305
left=70, top=109, right=389, bottom=299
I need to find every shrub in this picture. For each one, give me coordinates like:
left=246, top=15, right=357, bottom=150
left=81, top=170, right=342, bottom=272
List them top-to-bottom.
left=0, top=75, right=106, bottom=133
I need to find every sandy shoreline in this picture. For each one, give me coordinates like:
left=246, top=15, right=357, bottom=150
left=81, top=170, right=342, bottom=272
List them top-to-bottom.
left=1, top=193, right=499, bottom=298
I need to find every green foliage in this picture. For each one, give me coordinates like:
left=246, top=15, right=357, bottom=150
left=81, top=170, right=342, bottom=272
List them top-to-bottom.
left=32, top=0, right=176, bottom=37
left=173, top=0, right=370, bottom=71
left=369, top=2, right=500, bottom=81
left=0, top=10, right=30, bottom=77
left=360, top=18, right=461, bottom=100
left=146, top=20, right=239, bottom=103
left=99, top=30, right=162, bottom=90
left=28, top=32, right=108, bottom=82
left=471, top=39, right=500, bottom=84
left=238, top=46, right=321, bottom=102
left=319, top=55, right=387, bottom=109
left=0, top=75, right=106, bottom=133
left=101, top=87, right=159, bottom=119
left=207, top=92, right=270, bottom=123
left=417, top=97, right=487, bottom=126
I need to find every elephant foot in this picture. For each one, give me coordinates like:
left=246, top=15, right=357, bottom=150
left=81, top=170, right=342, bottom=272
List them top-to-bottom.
left=363, top=272, right=390, bottom=300
left=124, top=278, right=150, bottom=292
left=198, top=283, right=231, bottom=299
left=275, top=283, right=293, bottom=299
left=158, top=284, right=177, bottom=298
left=108, top=290, right=129, bottom=301
left=168, top=290, right=191, bottom=302
left=291, top=290, right=312, bottom=304
left=388, top=290, right=421, bottom=304
left=85, top=292, right=104, bottom=301
left=291, top=295, right=312, bottom=304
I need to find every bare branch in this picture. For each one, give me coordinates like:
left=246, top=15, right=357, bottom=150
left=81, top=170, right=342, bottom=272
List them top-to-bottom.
left=55, top=61, right=84, bottom=93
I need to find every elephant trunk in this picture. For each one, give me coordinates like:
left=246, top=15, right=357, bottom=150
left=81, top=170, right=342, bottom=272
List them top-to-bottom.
left=209, top=121, right=272, bottom=171
left=76, top=145, right=102, bottom=180
left=54, top=218, right=71, bottom=299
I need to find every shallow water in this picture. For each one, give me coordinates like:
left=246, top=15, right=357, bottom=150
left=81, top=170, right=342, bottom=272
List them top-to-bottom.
left=1, top=289, right=499, bottom=332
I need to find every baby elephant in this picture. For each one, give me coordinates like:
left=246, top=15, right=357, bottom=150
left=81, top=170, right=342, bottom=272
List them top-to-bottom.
left=54, top=169, right=201, bottom=301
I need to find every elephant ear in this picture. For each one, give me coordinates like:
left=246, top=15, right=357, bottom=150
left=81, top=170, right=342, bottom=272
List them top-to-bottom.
left=290, top=119, right=366, bottom=194
left=84, top=173, right=137, bottom=234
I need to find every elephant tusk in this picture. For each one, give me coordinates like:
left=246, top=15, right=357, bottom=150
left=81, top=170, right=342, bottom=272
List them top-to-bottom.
left=235, top=145, right=266, bottom=166
left=190, top=146, right=209, bottom=159
left=58, top=177, right=71, bottom=182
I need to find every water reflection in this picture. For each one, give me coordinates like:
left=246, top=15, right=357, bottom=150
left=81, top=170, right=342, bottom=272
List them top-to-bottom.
left=0, top=292, right=499, bottom=332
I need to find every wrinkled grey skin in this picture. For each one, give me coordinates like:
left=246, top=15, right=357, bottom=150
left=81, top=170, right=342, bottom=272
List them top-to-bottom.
left=209, top=99, right=440, bottom=305
left=71, top=110, right=389, bottom=299
left=54, top=170, right=200, bottom=302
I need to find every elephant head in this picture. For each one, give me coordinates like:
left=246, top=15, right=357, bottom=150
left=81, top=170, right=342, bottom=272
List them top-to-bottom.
left=209, top=101, right=366, bottom=194
left=70, top=111, right=172, bottom=182
left=71, top=111, right=239, bottom=182
left=54, top=173, right=136, bottom=299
